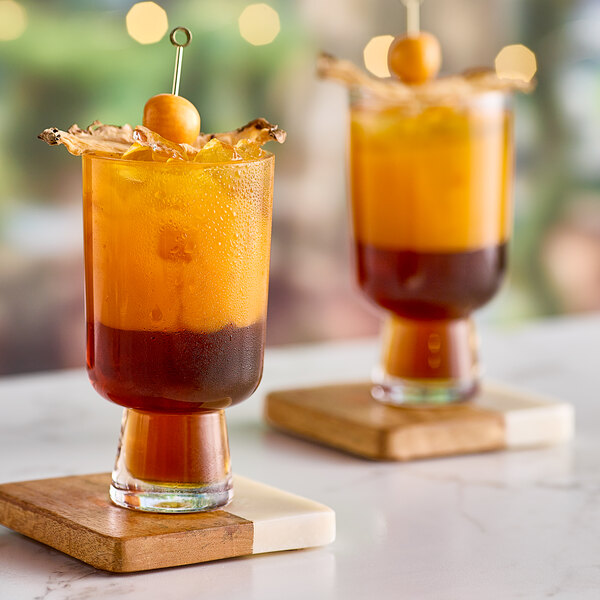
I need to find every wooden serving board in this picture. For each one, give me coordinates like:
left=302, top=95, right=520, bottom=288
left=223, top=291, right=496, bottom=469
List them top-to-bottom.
left=265, top=381, right=574, bottom=460
left=0, top=473, right=335, bottom=573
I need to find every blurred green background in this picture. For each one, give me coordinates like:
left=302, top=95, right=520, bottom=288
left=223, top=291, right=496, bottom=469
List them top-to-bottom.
left=0, top=0, right=599, bottom=374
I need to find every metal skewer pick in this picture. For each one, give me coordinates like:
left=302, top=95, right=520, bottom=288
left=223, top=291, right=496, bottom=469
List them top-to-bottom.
left=402, top=0, right=423, bottom=36
left=170, top=26, right=192, bottom=96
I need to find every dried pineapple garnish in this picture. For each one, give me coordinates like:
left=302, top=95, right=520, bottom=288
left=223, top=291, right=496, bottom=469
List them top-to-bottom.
left=317, top=52, right=534, bottom=105
left=38, top=118, right=286, bottom=160
left=38, top=121, right=134, bottom=156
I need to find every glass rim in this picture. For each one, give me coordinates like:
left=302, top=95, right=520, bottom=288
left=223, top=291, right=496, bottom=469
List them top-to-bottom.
left=349, top=85, right=511, bottom=109
left=82, top=148, right=275, bottom=169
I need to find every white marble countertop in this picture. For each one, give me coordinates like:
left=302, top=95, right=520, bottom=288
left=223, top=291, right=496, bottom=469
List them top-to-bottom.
left=1, top=314, right=599, bottom=599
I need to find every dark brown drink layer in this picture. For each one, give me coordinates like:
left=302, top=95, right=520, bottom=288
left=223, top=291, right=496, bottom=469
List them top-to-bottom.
left=355, top=242, right=507, bottom=320
left=87, top=321, right=265, bottom=412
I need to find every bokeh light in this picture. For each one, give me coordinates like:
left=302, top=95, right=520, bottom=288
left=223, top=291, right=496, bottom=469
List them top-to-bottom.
left=0, top=0, right=27, bottom=41
left=126, top=1, right=168, bottom=45
left=238, top=3, right=280, bottom=46
left=363, top=35, right=394, bottom=78
left=495, top=44, right=537, bottom=82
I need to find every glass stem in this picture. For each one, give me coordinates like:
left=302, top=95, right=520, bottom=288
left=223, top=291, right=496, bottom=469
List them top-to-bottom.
left=373, top=314, right=480, bottom=405
left=110, top=409, right=232, bottom=512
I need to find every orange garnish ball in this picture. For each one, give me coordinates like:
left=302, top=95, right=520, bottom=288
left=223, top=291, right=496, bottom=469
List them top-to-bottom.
left=387, top=32, right=442, bottom=84
left=142, top=93, right=201, bottom=145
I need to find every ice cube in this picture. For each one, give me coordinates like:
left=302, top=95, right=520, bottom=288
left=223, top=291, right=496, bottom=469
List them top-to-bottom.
left=133, top=126, right=189, bottom=162
left=194, top=139, right=241, bottom=163
left=234, top=139, right=266, bottom=160
left=121, top=142, right=153, bottom=161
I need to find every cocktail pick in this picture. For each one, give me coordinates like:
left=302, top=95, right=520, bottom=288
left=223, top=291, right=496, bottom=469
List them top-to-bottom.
left=389, top=0, right=441, bottom=83
left=402, top=0, right=423, bottom=36
left=142, top=26, right=200, bottom=145
left=170, top=26, right=192, bottom=96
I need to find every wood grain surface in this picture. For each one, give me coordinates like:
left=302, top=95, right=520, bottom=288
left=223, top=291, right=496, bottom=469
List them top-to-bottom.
left=265, top=382, right=506, bottom=460
left=0, top=473, right=253, bottom=572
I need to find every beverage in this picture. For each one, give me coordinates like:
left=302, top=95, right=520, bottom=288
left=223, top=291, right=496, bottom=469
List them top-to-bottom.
left=318, top=1, right=531, bottom=406
left=40, top=26, right=286, bottom=511
left=349, top=92, right=513, bottom=400
left=350, top=96, right=513, bottom=320
left=81, top=150, right=274, bottom=505
left=83, top=154, right=273, bottom=413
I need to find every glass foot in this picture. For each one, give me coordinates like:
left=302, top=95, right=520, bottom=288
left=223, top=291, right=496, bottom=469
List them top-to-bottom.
left=376, top=315, right=480, bottom=406
left=371, top=367, right=479, bottom=407
left=111, top=408, right=233, bottom=513
left=109, top=476, right=233, bottom=513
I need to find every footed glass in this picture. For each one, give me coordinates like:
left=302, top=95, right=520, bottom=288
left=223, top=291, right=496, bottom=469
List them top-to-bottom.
left=349, top=90, right=513, bottom=406
left=83, top=153, right=274, bottom=512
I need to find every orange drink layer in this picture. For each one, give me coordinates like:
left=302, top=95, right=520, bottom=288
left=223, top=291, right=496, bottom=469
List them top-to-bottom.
left=350, top=94, right=513, bottom=253
left=83, top=153, right=274, bottom=414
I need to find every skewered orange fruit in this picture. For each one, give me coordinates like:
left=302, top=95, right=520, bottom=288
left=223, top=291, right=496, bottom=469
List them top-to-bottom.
left=388, top=32, right=442, bottom=84
left=142, top=93, right=201, bottom=145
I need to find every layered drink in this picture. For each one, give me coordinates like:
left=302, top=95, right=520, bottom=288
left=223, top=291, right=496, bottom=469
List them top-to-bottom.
left=318, top=13, right=530, bottom=405
left=39, top=25, right=285, bottom=509
left=350, top=92, right=513, bottom=391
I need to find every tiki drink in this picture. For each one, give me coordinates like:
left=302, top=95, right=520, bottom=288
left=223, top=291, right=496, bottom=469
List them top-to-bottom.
left=319, top=5, right=531, bottom=406
left=39, top=28, right=286, bottom=512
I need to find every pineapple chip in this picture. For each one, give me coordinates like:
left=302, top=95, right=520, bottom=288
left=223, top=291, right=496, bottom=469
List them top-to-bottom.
left=39, top=118, right=286, bottom=161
